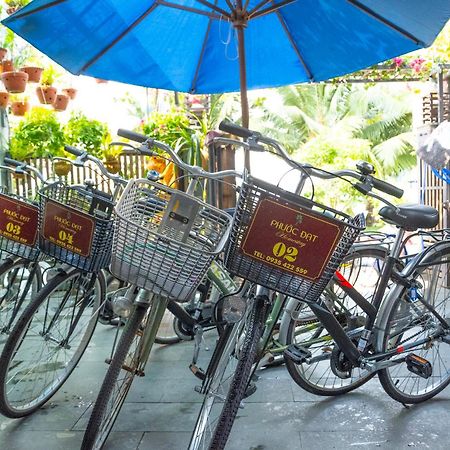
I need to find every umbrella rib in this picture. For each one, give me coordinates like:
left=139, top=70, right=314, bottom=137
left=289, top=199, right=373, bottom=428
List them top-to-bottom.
left=7, top=0, right=67, bottom=19
left=159, top=0, right=223, bottom=19
left=193, top=0, right=231, bottom=18
left=248, top=0, right=272, bottom=17
left=250, top=0, right=296, bottom=20
left=346, top=0, right=425, bottom=45
left=80, top=2, right=160, bottom=72
left=274, top=7, right=314, bottom=81
left=190, top=10, right=215, bottom=93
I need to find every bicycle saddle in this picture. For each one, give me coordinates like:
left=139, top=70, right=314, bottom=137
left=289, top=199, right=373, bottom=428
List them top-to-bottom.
left=379, top=204, right=439, bottom=231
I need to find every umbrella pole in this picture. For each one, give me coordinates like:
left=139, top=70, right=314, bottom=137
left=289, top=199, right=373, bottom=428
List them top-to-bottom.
left=236, top=21, right=250, bottom=170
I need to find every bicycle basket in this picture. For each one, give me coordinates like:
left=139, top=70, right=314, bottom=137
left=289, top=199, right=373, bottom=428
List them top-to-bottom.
left=225, top=175, right=365, bottom=303
left=110, top=179, right=232, bottom=302
left=39, top=182, right=114, bottom=272
left=0, top=190, right=40, bottom=261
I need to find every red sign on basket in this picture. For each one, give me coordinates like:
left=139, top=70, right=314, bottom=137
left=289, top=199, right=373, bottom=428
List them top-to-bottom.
left=0, top=194, right=39, bottom=247
left=241, top=198, right=344, bottom=282
left=42, top=201, right=94, bottom=257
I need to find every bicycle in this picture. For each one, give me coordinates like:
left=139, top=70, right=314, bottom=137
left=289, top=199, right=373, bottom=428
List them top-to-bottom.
left=190, top=120, right=450, bottom=450
left=0, top=148, right=125, bottom=418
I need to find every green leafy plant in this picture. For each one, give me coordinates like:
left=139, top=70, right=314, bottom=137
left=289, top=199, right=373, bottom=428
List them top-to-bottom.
left=4, top=0, right=30, bottom=7
left=40, top=65, right=60, bottom=86
left=9, top=107, right=65, bottom=160
left=64, top=112, right=109, bottom=158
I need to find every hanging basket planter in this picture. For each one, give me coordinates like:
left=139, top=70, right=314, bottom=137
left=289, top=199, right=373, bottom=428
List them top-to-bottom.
left=0, top=48, right=7, bottom=62
left=2, top=60, right=14, bottom=72
left=20, top=66, right=43, bottom=83
left=1, top=71, right=28, bottom=93
left=36, top=85, right=57, bottom=104
left=62, top=87, right=77, bottom=100
left=0, top=92, right=9, bottom=109
left=53, top=94, right=69, bottom=111
left=11, top=101, right=30, bottom=116
left=53, top=160, right=72, bottom=177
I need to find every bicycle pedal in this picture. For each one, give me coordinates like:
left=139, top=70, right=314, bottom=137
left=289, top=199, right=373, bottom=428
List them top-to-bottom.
left=284, top=344, right=312, bottom=364
left=405, top=354, right=432, bottom=379
left=189, top=363, right=206, bottom=381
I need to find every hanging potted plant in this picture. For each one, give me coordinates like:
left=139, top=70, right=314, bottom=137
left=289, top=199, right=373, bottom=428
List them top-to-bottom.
left=4, top=0, right=31, bottom=15
left=0, top=47, right=7, bottom=62
left=36, top=65, right=58, bottom=104
left=20, top=66, right=43, bottom=83
left=1, top=69, right=28, bottom=93
left=62, top=87, right=77, bottom=100
left=0, top=91, right=9, bottom=109
left=53, top=93, right=70, bottom=111
left=10, top=94, right=30, bottom=116
left=101, top=134, right=122, bottom=174
left=53, top=155, right=72, bottom=177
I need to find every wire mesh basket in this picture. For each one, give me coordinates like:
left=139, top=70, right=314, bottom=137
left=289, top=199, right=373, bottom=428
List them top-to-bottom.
left=225, top=175, right=365, bottom=303
left=110, top=179, right=232, bottom=302
left=39, top=182, right=114, bottom=272
left=0, top=189, right=40, bottom=261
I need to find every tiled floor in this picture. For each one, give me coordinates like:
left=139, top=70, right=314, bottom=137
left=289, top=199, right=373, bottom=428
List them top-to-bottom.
left=1, top=324, right=450, bottom=450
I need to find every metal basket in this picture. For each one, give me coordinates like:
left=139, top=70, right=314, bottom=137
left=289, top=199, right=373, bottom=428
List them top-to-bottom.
left=225, top=175, right=365, bottom=303
left=110, top=179, right=232, bottom=302
left=39, top=182, right=114, bottom=273
left=0, top=190, right=40, bottom=261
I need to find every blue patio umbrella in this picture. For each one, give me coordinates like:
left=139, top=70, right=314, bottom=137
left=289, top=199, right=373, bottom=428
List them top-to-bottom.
left=3, top=0, right=449, bottom=132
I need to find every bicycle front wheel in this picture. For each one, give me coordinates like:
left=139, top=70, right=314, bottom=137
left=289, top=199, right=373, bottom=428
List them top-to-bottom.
left=379, top=252, right=450, bottom=403
left=0, top=257, right=41, bottom=342
left=0, top=268, right=104, bottom=418
left=189, top=295, right=266, bottom=450
left=82, top=303, right=148, bottom=450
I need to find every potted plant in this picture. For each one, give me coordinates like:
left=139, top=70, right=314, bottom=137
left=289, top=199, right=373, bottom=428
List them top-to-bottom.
left=4, top=0, right=30, bottom=15
left=0, top=47, right=7, bottom=62
left=36, top=65, right=58, bottom=104
left=20, top=66, right=43, bottom=83
left=1, top=69, right=28, bottom=93
left=62, top=87, right=77, bottom=100
left=0, top=91, right=9, bottom=109
left=53, top=93, right=70, bottom=111
left=9, top=94, right=30, bottom=116
left=10, top=107, right=65, bottom=165
left=64, top=112, right=109, bottom=158
left=101, top=134, right=122, bottom=174
left=53, top=154, right=72, bottom=177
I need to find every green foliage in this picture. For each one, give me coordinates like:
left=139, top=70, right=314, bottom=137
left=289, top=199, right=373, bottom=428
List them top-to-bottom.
left=4, top=0, right=30, bottom=7
left=40, top=65, right=60, bottom=86
left=10, top=107, right=65, bottom=160
left=64, top=112, right=109, bottom=158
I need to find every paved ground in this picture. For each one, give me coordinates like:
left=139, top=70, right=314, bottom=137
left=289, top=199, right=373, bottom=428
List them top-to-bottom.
left=1, top=324, right=450, bottom=450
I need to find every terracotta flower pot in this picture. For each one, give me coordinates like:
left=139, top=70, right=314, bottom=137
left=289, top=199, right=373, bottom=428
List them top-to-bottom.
left=6, top=6, right=18, bottom=15
left=0, top=48, right=7, bottom=62
left=2, top=60, right=14, bottom=72
left=20, top=66, right=43, bottom=83
left=1, top=71, right=28, bottom=93
left=95, top=78, right=108, bottom=84
left=36, top=85, right=57, bottom=104
left=62, top=88, right=77, bottom=100
left=0, top=92, right=9, bottom=109
left=53, top=94, right=69, bottom=111
left=11, top=101, right=30, bottom=116
left=104, top=158, right=121, bottom=174
left=54, top=160, right=72, bottom=177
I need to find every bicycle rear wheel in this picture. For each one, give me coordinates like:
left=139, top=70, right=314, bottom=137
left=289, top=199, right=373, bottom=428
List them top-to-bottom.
left=284, top=248, right=386, bottom=395
left=379, top=252, right=450, bottom=403
left=0, top=257, right=41, bottom=342
left=0, top=268, right=104, bottom=417
left=189, top=295, right=266, bottom=450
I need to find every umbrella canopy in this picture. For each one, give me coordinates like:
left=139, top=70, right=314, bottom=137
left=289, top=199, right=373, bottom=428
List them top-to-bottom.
left=3, top=0, right=449, bottom=132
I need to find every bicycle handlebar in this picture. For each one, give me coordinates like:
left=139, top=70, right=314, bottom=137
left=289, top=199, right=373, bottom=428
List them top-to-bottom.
left=217, top=120, right=403, bottom=200
left=117, top=128, right=242, bottom=180
left=1, top=158, right=47, bottom=183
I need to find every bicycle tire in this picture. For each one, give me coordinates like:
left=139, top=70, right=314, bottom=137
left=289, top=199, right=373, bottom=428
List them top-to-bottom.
left=284, top=248, right=387, bottom=396
left=378, top=250, right=450, bottom=403
left=0, top=257, right=42, bottom=340
left=0, top=268, right=104, bottom=418
left=190, top=295, right=266, bottom=450
left=82, top=303, right=148, bottom=450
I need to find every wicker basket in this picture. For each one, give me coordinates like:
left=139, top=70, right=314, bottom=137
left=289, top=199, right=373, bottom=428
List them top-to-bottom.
left=225, top=175, right=365, bottom=303
left=110, top=179, right=232, bottom=301
left=39, top=182, right=114, bottom=273
left=0, top=191, right=40, bottom=261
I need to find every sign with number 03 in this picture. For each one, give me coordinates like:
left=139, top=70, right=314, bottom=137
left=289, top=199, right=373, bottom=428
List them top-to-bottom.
left=0, top=194, right=39, bottom=247
left=241, top=198, right=344, bottom=281
left=42, top=201, right=94, bottom=257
